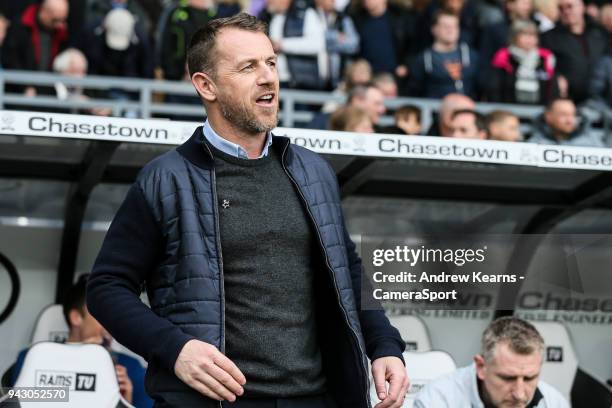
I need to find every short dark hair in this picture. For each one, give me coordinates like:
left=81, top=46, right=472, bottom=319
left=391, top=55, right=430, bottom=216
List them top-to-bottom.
left=432, top=9, right=459, bottom=25
left=186, top=13, right=268, bottom=78
left=545, top=97, right=575, bottom=112
left=395, top=105, right=422, bottom=122
left=452, top=109, right=486, bottom=131
left=486, top=110, right=517, bottom=126
left=62, top=274, right=89, bottom=328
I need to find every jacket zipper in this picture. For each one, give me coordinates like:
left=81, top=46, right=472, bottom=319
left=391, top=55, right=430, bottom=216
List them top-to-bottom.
left=201, top=142, right=226, bottom=408
left=280, top=142, right=371, bottom=408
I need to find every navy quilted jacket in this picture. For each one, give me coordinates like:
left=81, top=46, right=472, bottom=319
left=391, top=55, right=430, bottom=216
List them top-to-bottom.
left=88, top=127, right=405, bottom=407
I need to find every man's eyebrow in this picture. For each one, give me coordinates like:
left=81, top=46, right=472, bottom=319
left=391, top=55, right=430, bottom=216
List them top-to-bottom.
left=236, top=55, right=277, bottom=66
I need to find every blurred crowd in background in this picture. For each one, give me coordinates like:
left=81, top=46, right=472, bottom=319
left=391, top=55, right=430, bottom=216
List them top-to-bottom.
left=1, top=0, right=612, bottom=146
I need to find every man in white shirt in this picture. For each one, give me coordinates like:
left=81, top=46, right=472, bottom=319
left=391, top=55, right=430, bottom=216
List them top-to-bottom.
left=414, top=317, right=569, bottom=408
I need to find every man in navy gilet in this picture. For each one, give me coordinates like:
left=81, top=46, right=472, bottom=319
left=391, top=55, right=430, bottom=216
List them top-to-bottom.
left=87, top=12, right=409, bottom=408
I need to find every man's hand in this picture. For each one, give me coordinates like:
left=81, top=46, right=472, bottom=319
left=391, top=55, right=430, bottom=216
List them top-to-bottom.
left=174, top=339, right=246, bottom=402
left=372, top=356, right=410, bottom=408
left=116, top=364, right=133, bottom=403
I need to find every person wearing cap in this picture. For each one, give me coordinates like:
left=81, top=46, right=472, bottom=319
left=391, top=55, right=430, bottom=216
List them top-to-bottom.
left=77, top=7, right=154, bottom=79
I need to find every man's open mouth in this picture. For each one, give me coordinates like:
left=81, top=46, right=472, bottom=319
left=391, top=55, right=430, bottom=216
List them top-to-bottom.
left=256, top=93, right=275, bottom=106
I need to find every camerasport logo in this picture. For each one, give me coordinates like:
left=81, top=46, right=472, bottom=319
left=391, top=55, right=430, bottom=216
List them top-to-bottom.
left=546, top=346, right=563, bottom=362
left=35, top=371, right=97, bottom=391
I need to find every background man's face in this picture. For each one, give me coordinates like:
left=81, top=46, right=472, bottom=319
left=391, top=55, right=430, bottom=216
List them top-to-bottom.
left=39, top=0, right=69, bottom=30
left=364, top=0, right=387, bottom=16
left=558, top=0, right=584, bottom=26
left=433, top=15, right=460, bottom=45
left=213, top=29, right=279, bottom=135
left=353, top=88, right=386, bottom=124
left=545, top=100, right=577, bottom=135
left=450, top=112, right=485, bottom=139
left=489, top=116, right=523, bottom=142
left=475, top=342, right=542, bottom=408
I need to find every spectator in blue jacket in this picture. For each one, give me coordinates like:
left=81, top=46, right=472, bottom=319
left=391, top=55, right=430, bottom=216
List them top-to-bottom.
left=408, top=9, right=479, bottom=98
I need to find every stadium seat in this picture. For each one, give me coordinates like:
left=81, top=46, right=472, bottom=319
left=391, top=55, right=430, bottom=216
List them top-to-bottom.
left=29, top=303, right=147, bottom=368
left=30, top=304, right=69, bottom=343
left=388, top=314, right=432, bottom=351
left=530, top=320, right=578, bottom=403
left=12, top=342, right=134, bottom=408
left=370, top=350, right=457, bottom=408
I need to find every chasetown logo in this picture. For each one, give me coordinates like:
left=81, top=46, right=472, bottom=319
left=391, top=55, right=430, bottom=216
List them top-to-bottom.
left=1, top=113, right=15, bottom=131
left=546, top=346, right=563, bottom=362
left=35, top=371, right=97, bottom=391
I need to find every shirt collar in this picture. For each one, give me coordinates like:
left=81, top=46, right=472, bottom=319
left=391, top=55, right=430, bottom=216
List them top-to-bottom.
left=203, top=119, right=273, bottom=159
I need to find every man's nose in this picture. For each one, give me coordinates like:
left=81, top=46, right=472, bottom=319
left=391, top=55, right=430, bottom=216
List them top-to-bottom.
left=257, top=64, right=277, bottom=85
left=511, top=379, right=528, bottom=402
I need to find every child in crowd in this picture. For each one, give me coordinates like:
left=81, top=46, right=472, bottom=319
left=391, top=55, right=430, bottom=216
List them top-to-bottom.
left=394, top=105, right=422, bottom=135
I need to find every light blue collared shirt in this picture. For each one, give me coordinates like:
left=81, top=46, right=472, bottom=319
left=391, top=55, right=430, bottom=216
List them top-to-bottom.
left=203, top=120, right=273, bottom=159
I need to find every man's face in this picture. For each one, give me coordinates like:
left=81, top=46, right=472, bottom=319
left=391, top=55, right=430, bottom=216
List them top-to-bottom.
left=39, top=0, right=69, bottom=31
left=364, top=0, right=387, bottom=16
left=508, top=0, right=534, bottom=19
left=558, top=0, right=584, bottom=26
left=433, top=15, right=460, bottom=45
left=212, top=29, right=279, bottom=135
left=353, top=88, right=386, bottom=124
left=545, top=100, right=577, bottom=135
left=450, top=112, right=486, bottom=139
left=489, top=116, right=523, bottom=141
left=475, top=342, right=542, bottom=408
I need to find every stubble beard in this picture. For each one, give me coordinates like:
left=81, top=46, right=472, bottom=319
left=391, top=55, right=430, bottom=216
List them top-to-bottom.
left=218, top=93, right=278, bottom=135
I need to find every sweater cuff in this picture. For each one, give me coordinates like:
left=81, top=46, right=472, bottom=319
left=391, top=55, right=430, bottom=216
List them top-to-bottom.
left=160, top=333, right=197, bottom=373
left=370, top=339, right=406, bottom=366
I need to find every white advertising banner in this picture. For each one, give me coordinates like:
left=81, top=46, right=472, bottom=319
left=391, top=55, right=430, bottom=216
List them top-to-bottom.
left=2, top=110, right=612, bottom=171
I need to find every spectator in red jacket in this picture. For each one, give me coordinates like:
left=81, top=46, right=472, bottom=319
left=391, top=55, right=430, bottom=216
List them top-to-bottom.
left=1, top=0, right=69, bottom=96
left=487, top=20, right=559, bottom=104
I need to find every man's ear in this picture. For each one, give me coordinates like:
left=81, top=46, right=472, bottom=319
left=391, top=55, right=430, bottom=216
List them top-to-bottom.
left=191, top=72, right=217, bottom=103
left=69, top=309, right=83, bottom=328
left=474, top=354, right=487, bottom=380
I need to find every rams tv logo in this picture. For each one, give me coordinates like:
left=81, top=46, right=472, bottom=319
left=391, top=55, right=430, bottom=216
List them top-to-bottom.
left=546, top=346, right=563, bottom=362
left=35, top=370, right=97, bottom=391
left=75, top=373, right=97, bottom=391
